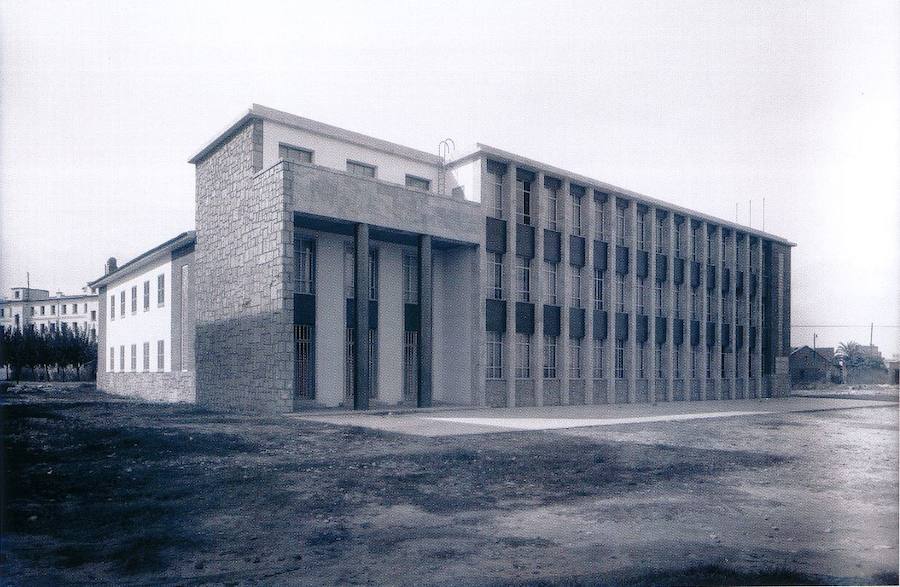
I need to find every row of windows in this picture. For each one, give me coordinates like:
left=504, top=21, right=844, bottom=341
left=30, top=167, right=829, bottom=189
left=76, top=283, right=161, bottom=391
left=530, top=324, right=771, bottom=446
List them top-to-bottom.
left=280, top=144, right=432, bottom=191
left=110, top=274, right=164, bottom=320
left=22, top=303, right=94, bottom=318
left=3, top=322, right=96, bottom=337
left=488, top=335, right=758, bottom=381
left=109, top=340, right=165, bottom=372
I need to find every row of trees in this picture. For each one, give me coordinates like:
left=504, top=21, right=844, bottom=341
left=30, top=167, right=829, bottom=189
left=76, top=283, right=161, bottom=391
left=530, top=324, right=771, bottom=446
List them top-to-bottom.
left=1, top=328, right=97, bottom=382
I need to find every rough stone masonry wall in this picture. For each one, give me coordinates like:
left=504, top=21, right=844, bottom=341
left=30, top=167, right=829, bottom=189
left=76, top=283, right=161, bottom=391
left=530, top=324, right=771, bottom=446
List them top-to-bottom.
left=194, top=121, right=295, bottom=414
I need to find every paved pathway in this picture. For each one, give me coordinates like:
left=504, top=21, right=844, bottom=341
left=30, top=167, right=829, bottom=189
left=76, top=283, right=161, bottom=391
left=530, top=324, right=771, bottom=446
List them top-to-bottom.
left=292, top=396, right=897, bottom=437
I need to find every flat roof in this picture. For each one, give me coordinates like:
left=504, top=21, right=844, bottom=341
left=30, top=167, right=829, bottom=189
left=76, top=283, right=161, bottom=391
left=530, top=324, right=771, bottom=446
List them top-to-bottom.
left=189, top=104, right=444, bottom=166
left=449, top=144, right=795, bottom=247
left=89, top=231, right=196, bottom=288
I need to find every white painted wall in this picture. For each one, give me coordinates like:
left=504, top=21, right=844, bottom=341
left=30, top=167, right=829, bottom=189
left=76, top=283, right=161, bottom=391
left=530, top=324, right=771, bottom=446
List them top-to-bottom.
left=263, top=120, right=440, bottom=189
left=435, top=247, right=475, bottom=405
left=105, top=257, right=172, bottom=373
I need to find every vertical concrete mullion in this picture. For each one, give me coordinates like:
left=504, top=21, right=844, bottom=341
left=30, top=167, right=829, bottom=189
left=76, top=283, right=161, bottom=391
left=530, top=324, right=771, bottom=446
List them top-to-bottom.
left=505, top=166, right=517, bottom=407
left=533, top=172, right=545, bottom=407
left=559, top=179, right=570, bottom=406
left=583, top=187, right=594, bottom=404
left=608, top=197, right=619, bottom=403
left=628, top=202, right=637, bottom=403
left=648, top=206, right=657, bottom=402
left=667, top=213, right=676, bottom=402
left=698, top=222, right=708, bottom=401
left=353, top=223, right=369, bottom=410
left=715, top=228, right=723, bottom=400
left=730, top=232, right=738, bottom=392
left=418, top=235, right=433, bottom=408
left=755, top=238, right=764, bottom=392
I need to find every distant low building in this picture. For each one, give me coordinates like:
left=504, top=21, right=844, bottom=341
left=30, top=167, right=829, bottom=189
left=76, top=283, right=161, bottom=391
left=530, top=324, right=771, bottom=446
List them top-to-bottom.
left=0, top=287, right=98, bottom=338
left=789, top=345, right=835, bottom=385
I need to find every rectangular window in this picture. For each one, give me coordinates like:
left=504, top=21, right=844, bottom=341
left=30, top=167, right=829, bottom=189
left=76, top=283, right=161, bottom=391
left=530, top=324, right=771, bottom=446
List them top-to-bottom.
left=279, top=144, right=312, bottom=164
left=347, top=160, right=376, bottom=178
left=490, top=169, right=504, bottom=218
left=405, top=175, right=430, bottom=191
left=516, top=177, right=532, bottom=225
left=546, top=185, right=558, bottom=230
left=571, top=192, right=583, bottom=236
left=595, top=198, right=608, bottom=240
left=616, top=205, right=627, bottom=246
left=637, top=212, right=647, bottom=251
left=656, top=216, right=666, bottom=254
left=674, top=223, right=683, bottom=257
left=692, top=226, right=701, bottom=261
left=707, top=229, right=715, bottom=263
left=295, top=237, right=316, bottom=294
left=343, top=243, right=355, bottom=298
left=369, top=249, right=378, bottom=301
left=403, top=253, right=418, bottom=304
left=487, top=253, right=503, bottom=300
left=516, top=256, right=531, bottom=302
left=544, top=262, right=558, bottom=305
left=571, top=267, right=582, bottom=308
left=593, top=269, right=605, bottom=311
left=157, top=274, right=165, bottom=305
left=616, top=274, right=626, bottom=313
left=637, top=279, right=646, bottom=315
left=143, top=281, right=150, bottom=310
left=655, top=282, right=664, bottom=317
left=131, top=286, right=137, bottom=313
left=120, top=291, right=125, bottom=317
left=692, top=291, right=700, bottom=319
left=707, top=294, right=715, bottom=321
left=110, top=295, right=115, bottom=319
left=62, top=304, right=67, bottom=315
left=72, top=304, right=77, bottom=314
left=51, top=305, right=55, bottom=315
left=40, top=306, right=45, bottom=315
left=91, top=310, right=96, bottom=321
left=367, top=328, right=378, bottom=398
left=403, top=331, right=418, bottom=400
left=486, top=331, right=503, bottom=379
left=515, top=333, right=531, bottom=379
left=543, top=335, right=557, bottom=379
left=569, top=339, right=582, bottom=379
left=157, top=340, right=164, bottom=371
left=592, top=340, right=604, bottom=378
left=615, top=340, right=625, bottom=379
left=143, top=342, right=150, bottom=371
left=637, top=343, right=646, bottom=378
left=130, top=344, right=137, bottom=371
left=119, top=346, right=124, bottom=372
left=110, top=347, right=115, bottom=371
left=656, top=347, right=664, bottom=378
left=673, top=347, right=682, bottom=379
left=706, top=347, right=713, bottom=378
left=691, top=349, right=698, bottom=378
left=721, top=349, right=727, bottom=378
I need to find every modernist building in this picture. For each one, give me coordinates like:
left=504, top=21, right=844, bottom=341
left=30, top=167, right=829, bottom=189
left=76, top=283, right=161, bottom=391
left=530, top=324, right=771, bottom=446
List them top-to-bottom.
left=93, top=105, right=793, bottom=413
left=0, top=287, right=98, bottom=337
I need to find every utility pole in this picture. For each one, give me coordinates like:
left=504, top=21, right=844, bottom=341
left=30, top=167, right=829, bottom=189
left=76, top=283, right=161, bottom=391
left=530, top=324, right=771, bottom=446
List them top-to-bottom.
left=870, top=322, right=874, bottom=347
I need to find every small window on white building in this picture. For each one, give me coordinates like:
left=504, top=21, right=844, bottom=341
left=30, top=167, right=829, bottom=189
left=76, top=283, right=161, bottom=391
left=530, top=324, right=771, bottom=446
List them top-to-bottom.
left=279, top=144, right=313, bottom=164
left=347, top=160, right=376, bottom=178
left=405, top=175, right=430, bottom=191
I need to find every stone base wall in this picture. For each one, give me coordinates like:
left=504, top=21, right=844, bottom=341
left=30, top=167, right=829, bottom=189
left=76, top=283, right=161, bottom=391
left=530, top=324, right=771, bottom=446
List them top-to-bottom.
left=98, top=370, right=195, bottom=403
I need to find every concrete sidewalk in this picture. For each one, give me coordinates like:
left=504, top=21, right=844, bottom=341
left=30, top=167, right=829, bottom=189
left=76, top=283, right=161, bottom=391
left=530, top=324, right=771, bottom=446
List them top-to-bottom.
left=291, top=396, right=897, bottom=437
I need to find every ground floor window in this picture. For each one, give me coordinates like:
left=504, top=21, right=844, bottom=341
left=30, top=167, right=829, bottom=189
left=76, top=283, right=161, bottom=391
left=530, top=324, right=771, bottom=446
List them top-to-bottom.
left=295, top=325, right=315, bottom=400
left=345, top=327, right=355, bottom=402
left=367, top=328, right=378, bottom=398
left=403, top=330, right=418, bottom=400
left=486, top=331, right=503, bottom=379
left=516, top=333, right=531, bottom=379
left=543, top=335, right=557, bottom=379
left=569, top=339, right=582, bottom=379
left=592, top=340, right=604, bottom=379
left=615, top=340, right=625, bottom=379
left=142, top=342, right=150, bottom=372
left=637, top=343, right=646, bottom=379
left=656, top=346, right=664, bottom=378
left=673, top=346, right=682, bottom=379
left=706, top=347, right=713, bottom=379
left=690, top=348, right=698, bottom=378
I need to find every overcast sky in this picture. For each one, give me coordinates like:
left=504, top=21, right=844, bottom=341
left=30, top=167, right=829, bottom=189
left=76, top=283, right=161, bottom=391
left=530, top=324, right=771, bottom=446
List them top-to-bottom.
left=2, top=1, right=898, bottom=355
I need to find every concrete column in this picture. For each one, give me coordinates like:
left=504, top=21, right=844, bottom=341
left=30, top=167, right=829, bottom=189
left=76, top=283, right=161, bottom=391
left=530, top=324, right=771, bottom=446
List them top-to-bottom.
left=505, top=166, right=517, bottom=407
left=533, top=172, right=545, bottom=407
left=559, top=179, right=570, bottom=405
left=583, top=187, right=594, bottom=404
left=609, top=197, right=620, bottom=403
left=628, top=202, right=638, bottom=403
left=648, top=206, right=658, bottom=403
left=667, top=213, right=676, bottom=401
left=698, top=221, right=708, bottom=401
left=353, top=223, right=370, bottom=410
left=714, top=227, right=723, bottom=400
left=418, top=235, right=433, bottom=407
left=754, top=238, right=764, bottom=393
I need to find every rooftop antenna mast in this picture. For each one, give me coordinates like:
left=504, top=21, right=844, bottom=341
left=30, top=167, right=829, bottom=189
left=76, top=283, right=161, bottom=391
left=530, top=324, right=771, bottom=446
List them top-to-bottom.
left=437, top=138, right=455, bottom=196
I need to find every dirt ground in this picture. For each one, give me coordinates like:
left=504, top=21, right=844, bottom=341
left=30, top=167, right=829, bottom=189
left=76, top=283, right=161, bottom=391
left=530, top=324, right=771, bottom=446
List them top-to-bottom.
left=1, top=385, right=897, bottom=586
